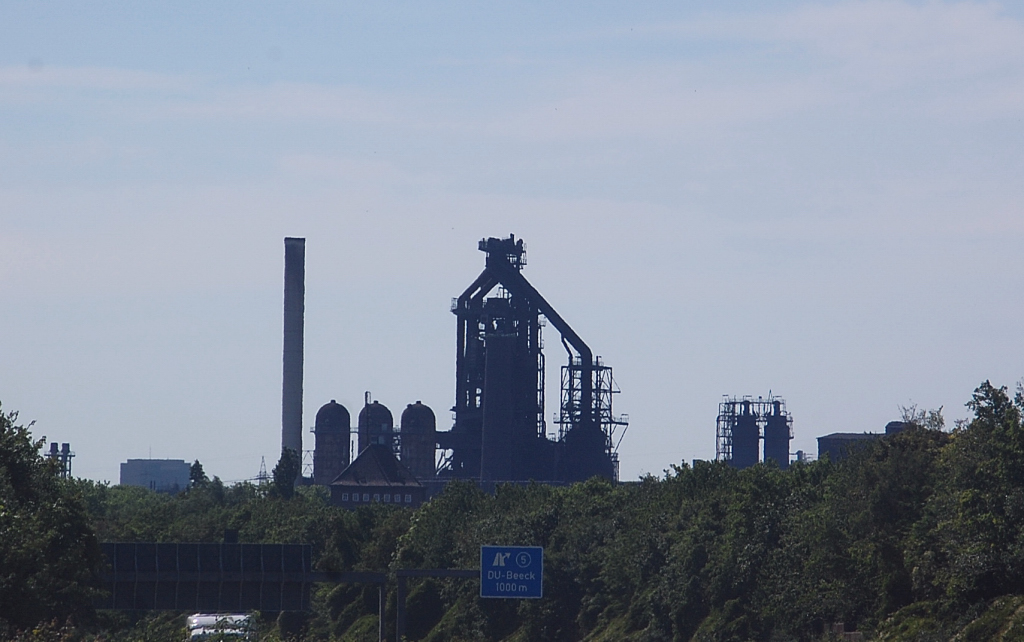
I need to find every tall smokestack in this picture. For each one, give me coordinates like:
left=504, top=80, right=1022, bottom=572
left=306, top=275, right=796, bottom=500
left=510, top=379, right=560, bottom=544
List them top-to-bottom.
left=282, top=237, right=305, bottom=455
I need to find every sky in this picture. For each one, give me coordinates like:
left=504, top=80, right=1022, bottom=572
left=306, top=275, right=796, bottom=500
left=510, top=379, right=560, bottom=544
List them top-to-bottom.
left=1, top=1, right=1022, bottom=484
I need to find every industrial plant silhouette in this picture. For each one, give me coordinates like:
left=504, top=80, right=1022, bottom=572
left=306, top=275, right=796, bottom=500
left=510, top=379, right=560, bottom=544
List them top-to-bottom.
left=284, top=235, right=629, bottom=505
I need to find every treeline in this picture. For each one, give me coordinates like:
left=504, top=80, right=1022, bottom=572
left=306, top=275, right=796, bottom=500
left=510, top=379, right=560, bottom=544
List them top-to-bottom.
left=5, top=381, right=1024, bottom=640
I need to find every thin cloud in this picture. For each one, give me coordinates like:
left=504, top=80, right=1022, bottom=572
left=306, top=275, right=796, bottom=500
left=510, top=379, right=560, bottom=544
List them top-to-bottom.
left=631, top=1, right=1024, bottom=78
left=594, top=2, right=1024, bottom=123
left=775, top=2, right=1024, bottom=82
left=4, top=3, right=1020, bottom=136
left=0, top=64, right=191, bottom=92
left=0, top=66, right=404, bottom=127
left=483, top=70, right=833, bottom=141
left=157, top=83, right=404, bottom=126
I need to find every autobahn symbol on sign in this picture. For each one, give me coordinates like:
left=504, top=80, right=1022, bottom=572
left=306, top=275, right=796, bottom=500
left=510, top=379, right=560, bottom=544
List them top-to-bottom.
left=480, top=546, right=543, bottom=599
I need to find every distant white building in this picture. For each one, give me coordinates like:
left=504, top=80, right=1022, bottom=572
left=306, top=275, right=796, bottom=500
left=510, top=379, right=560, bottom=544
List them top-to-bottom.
left=120, top=459, right=190, bottom=494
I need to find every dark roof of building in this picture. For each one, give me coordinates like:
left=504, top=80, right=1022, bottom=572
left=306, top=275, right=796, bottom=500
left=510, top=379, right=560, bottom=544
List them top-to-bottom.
left=885, top=421, right=908, bottom=434
left=817, top=432, right=883, bottom=441
left=330, top=445, right=423, bottom=488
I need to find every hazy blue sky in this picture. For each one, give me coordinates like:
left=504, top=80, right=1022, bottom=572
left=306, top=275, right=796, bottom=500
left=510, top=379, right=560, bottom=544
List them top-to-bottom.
left=2, top=1, right=1022, bottom=483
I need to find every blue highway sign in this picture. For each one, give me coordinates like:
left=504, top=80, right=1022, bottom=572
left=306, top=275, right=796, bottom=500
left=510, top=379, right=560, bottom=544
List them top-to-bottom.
left=480, top=546, right=543, bottom=599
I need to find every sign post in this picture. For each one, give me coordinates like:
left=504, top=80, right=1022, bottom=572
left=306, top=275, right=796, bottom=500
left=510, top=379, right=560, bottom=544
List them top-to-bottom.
left=479, top=546, right=543, bottom=599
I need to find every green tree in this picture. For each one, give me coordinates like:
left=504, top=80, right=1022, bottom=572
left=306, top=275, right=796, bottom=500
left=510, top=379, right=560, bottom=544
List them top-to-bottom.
left=911, top=381, right=1024, bottom=605
left=0, top=403, right=101, bottom=632
left=273, top=448, right=301, bottom=499
left=189, top=459, right=209, bottom=488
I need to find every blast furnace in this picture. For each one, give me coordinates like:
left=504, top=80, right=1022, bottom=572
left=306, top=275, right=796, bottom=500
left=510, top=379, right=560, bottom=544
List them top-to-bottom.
left=435, top=235, right=627, bottom=483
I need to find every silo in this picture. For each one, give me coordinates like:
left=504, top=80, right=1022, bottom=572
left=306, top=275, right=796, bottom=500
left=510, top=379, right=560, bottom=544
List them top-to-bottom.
left=313, top=400, right=351, bottom=485
left=730, top=400, right=759, bottom=469
left=763, top=400, right=791, bottom=469
left=358, top=401, right=394, bottom=454
left=400, top=401, right=437, bottom=480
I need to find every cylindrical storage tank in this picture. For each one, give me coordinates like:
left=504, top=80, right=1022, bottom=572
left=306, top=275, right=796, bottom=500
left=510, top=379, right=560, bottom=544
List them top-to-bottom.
left=313, top=400, right=351, bottom=485
left=730, top=400, right=759, bottom=469
left=762, top=400, right=790, bottom=470
left=358, top=401, right=394, bottom=454
left=400, top=401, right=436, bottom=480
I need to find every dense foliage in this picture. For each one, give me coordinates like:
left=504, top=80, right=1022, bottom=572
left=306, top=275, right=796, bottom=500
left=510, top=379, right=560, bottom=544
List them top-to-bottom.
left=5, top=381, right=1024, bottom=640
left=0, top=404, right=101, bottom=635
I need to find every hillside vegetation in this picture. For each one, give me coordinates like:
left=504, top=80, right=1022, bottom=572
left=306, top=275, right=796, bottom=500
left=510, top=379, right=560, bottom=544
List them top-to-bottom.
left=4, top=380, right=1024, bottom=641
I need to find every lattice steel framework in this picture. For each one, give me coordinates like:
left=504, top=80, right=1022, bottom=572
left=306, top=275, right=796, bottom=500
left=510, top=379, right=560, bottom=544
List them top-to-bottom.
left=557, top=356, right=629, bottom=479
left=715, top=395, right=793, bottom=468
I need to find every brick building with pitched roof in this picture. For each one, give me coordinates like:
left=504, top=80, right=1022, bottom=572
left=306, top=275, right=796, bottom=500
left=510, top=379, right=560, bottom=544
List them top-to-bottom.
left=329, top=444, right=426, bottom=508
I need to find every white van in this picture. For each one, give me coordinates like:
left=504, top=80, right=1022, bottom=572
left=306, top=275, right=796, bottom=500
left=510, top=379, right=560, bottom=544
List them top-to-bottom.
left=185, top=614, right=254, bottom=640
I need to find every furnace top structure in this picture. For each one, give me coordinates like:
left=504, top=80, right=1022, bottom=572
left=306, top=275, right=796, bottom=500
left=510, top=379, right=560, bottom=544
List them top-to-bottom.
left=435, top=235, right=627, bottom=484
